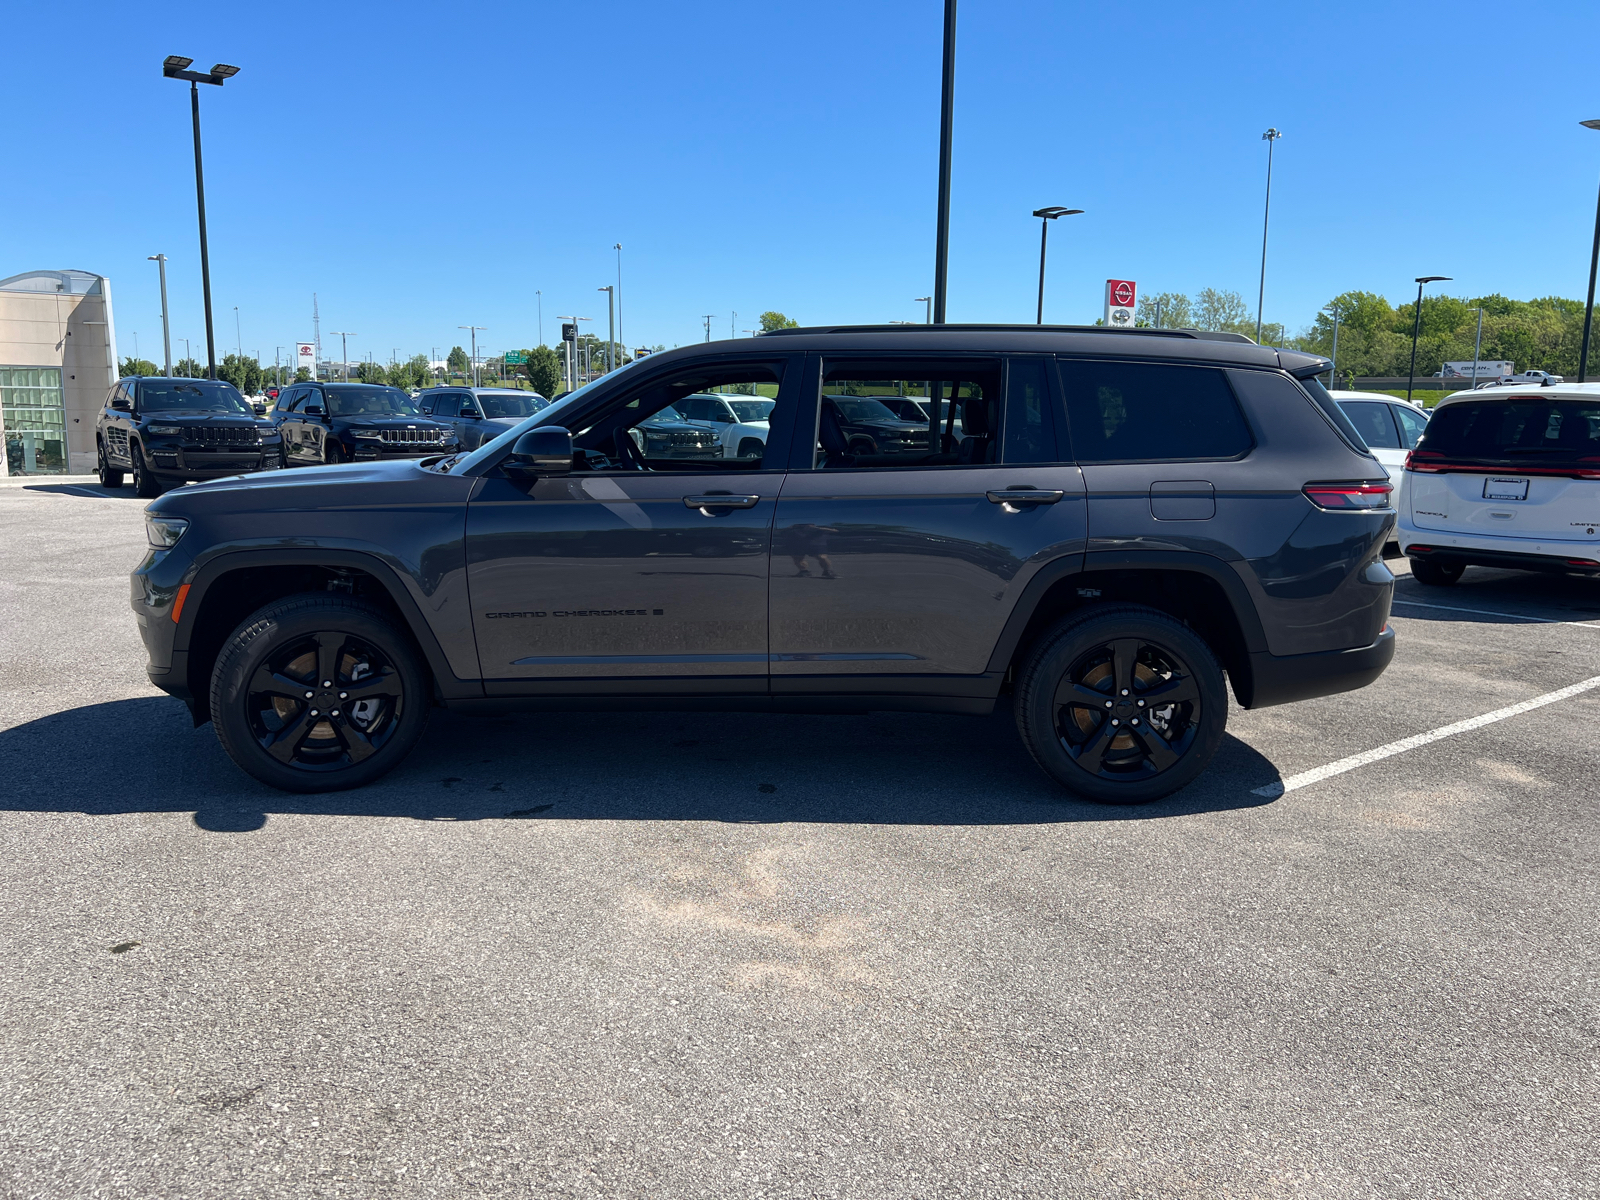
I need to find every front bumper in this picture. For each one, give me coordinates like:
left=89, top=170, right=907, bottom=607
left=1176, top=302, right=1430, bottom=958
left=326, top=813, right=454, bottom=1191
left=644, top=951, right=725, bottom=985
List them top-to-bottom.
left=346, top=439, right=457, bottom=461
left=148, top=446, right=282, bottom=478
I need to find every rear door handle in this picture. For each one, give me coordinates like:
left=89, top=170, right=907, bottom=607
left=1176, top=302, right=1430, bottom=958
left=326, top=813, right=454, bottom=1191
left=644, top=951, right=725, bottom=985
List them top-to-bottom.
left=986, top=488, right=1065, bottom=505
left=684, top=494, right=760, bottom=509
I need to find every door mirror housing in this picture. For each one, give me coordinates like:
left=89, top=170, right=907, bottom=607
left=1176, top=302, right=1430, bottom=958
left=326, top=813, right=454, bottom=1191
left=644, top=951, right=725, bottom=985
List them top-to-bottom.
left=111, top=396, right=131, bottom=411
left=304, top=403, right=325, bottom=416
left=459, top=404, right=479, bottom=418
left=502, top=425, right=573, bottom=482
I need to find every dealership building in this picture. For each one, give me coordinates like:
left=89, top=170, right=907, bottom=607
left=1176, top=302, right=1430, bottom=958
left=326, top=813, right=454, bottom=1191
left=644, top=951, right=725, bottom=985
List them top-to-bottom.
left=0, top=269, right=118, bottom=477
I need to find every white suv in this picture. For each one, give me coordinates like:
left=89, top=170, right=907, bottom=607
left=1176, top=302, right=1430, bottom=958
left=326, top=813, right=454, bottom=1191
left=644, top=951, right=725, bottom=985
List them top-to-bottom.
left=1397, top=384, right=1600, bottom=585
left=670, top=392, right=775, bottom=460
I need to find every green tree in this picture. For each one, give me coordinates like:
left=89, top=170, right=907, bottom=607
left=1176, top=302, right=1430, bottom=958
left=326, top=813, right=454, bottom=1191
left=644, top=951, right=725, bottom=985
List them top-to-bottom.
left=1193, top=288, right=1250, bottom=333
left=1135, top=293, right=1191, bottom=329
left=759, top=311, right=798, bottom=332
left=447, top=345, right=469, bottom=375
left=524, top=345, right=562, bottom=397
left=217, top=353, right=262, bottom=394
left=119, top=356, right=159, bottom=377
left=175, top=357, right=204, bottom=378
left=355, top=360, right=387, bottom=384
left=293, top=366, right=311, bottom=383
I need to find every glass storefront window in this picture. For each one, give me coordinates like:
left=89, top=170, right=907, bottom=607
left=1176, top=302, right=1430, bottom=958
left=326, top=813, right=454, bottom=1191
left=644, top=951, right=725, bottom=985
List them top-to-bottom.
left=0, top=367, right=68, bottom=475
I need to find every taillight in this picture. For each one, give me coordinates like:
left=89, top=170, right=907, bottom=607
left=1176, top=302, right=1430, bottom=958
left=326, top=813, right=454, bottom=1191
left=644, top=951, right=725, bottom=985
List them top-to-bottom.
left=1403, top=450, right=1446, bottom=472
left=1303, top=481, right=1393, bottom=510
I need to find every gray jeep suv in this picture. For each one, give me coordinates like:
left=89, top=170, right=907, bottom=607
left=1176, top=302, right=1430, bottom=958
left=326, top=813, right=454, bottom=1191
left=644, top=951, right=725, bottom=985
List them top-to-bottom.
left=133, top=325, right=1395, bottom=802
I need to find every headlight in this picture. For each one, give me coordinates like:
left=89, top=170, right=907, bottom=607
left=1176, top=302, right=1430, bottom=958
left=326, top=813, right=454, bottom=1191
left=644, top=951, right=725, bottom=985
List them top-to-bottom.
left=147, top=424, right=184, bottom=435
left=352, top=429, right=383, bottom=439
left=146, top=516, right=189, bottom=548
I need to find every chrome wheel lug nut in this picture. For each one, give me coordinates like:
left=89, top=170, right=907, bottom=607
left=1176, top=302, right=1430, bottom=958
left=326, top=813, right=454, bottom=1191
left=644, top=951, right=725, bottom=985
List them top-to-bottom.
left=322, top=680, right=332, bottom=688
left=1121, top=688, right=1129, bottom=696
left=304, top=691, right=314, bottom=699
left=339, top=692, right=348, bottom=700
left=1137, top=699, right=1145, bottom=707
left=1104, top=700, right=1113, bottom=708
left=309, top=709, right=319, bottom=717
left=331, top=710, right=341, bottom=718
left=1111, top=718, right=1120, bottom=726
left=1131, top=718, right=1140, bottom=725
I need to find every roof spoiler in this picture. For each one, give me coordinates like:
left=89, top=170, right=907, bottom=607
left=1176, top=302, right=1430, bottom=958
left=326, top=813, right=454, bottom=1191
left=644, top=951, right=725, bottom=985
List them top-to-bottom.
left=1282, top=352, right=1333, bottom=381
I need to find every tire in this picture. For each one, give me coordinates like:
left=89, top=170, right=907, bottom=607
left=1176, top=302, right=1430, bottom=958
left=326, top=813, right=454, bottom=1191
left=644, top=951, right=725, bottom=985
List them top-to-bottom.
left=737, top=437, right=765, bottom=460
left=323, top=440, right=342, bottom=465
left=97, top=441, right=124, bottom=489
left=130, top=443, right=162, bottom=498
left=1409, top=558, right=1464, bottom=586
left=210, top=593, right=431, bottom=793
left=1014, top=605, right=1228, bottom=805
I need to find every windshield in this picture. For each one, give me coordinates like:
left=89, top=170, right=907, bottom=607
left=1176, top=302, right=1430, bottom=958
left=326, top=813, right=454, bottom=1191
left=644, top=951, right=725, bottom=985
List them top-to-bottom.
left=444, top=354, right=652, bottom=475
left=138, top=380, right=252, bottom=415
left=324, top=387, right=420, bottom=417
left=479, top=392, right=548, bottom=419
left=828, top=397, right=901, bottom=422
left=1417, top=398, right=1600, bottom=466
left=726, top=399, right=775, bottom=422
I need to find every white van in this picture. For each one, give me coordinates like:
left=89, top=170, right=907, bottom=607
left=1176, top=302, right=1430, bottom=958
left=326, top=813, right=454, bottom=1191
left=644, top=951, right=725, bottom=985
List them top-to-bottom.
left=1397, top=384, right=1600, bottom=585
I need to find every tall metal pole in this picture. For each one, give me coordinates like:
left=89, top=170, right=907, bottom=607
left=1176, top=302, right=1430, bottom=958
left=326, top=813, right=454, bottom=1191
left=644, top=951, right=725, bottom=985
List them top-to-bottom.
left=932, top=0, right=957, bottom=324
left=190, top=82, right=218, bottom=379
left=1256, top=128, right=1282, bottom=344
left=1582, top=168, right=1600, bottom=382
left=1035, top=217, right=1049, bottom=325
left=614, top=244, right=624, bottom=361
left=148, top=255, right=172, bottom=375
left=1407, top=282, right=1424, bottom=404
left=599, top=287, right=615, bottom=371
left=536, top=290, right=543, bottom=347
left=234, top=306, right=242, bottom=360
left=1471, top=306, right=1484, bottom=388
left=1330, top=310, right=1340, bottom=386
left=702, top=315, right=714, bottom=342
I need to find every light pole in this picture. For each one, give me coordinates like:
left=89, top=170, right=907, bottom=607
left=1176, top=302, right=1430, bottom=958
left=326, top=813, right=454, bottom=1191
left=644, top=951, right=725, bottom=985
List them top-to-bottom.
left=932, top=0, right=957, bottom=323
left=162, top=56, right=238, bottom=380
left=1579, top=119, right=1600, bottom=382
left=1256, top=127, right=1283, bottom=344
left=1031, top=206, right=1084, bottom=324
left=614, top=244, right=624, bottom=362
left=147, top=254, right=172, bottom=376
left=1407, top=276, right=1451, bottom=404
left=598, top=286, right=615, bottom=372
left=535, top=290, right=543, bottom=347
left=914, top=296, right=931, bottom=324
left=1153, top=298, right=1164, bottom=329
left=1327, top=302, right=1342, bottom=388
left=1470, top=305, right=1485, bottom=388
left=233, top=306, right=242, bottom=360
left=702, top=315, right=714, bottom=343
left=459, top=325, right=486, bottom=386
left=330, top=332, right=355, bottom=381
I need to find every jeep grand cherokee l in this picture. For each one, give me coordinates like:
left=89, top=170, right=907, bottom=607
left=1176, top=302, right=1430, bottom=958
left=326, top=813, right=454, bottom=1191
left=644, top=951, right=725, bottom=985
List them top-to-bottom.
left=133, top=325, right=1396, bottom=802
left=96, top=376, right=282, bottom=497
left=271, top=382, right=458, bottom=466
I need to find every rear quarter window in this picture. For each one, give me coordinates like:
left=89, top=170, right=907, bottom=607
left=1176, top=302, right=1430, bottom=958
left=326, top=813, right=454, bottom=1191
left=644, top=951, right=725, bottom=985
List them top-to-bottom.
left=1057, top=359, right=1252, bottom=462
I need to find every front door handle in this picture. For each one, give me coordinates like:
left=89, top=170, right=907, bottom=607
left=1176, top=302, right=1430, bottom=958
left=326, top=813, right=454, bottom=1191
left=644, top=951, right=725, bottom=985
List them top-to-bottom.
left=986, top=488, right=1065, bottom=505
left=684, top=494, right=760, bottom=510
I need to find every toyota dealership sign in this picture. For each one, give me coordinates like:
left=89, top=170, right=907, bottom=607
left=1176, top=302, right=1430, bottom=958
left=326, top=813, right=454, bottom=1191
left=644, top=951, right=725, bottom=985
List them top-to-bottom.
left=1104, top=279, right=1137, bottom=327
left=296, top=343, right=315, bottom=376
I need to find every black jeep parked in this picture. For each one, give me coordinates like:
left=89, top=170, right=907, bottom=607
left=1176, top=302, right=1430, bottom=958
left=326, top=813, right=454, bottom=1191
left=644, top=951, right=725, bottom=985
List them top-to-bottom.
left=134, top=325, right=1395, bottom=801
left=96, top=376, right=282, bottom=497
left=271, top=382, right=459, bottom=466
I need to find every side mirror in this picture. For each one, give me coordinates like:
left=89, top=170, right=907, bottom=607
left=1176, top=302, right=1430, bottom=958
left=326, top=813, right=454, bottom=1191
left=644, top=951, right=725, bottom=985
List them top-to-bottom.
left=111, top=397, right=131, bottom=411
left=304, top=403, right=325, bottom=416
left=459, top=405, right=479, bottom=418
left=502, top=425, right=573, bottom=482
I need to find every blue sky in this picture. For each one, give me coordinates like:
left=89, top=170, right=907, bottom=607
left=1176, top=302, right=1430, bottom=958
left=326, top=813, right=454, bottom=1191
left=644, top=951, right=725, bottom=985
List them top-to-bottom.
left=6, top=0, right=1600, bottom=366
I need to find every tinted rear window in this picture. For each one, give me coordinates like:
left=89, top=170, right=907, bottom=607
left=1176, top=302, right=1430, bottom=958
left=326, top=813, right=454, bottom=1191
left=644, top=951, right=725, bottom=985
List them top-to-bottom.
left=1058, top=360, right=1252, bottom=462
left=1419, top=398, right=1600, bottom=466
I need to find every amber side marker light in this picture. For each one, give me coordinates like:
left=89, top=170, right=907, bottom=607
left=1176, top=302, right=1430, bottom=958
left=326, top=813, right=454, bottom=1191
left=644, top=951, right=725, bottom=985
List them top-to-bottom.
left=171, top=583, right=191, bottom=624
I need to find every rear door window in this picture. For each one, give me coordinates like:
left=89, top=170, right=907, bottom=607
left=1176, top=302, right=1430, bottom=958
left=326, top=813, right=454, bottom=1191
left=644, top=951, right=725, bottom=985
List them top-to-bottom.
left=1001, top=356, right=1059, bottom=463
left=1057, top=359, right=1252, bottom=462
left=1341, top=401, right=1401, bottom=449
left=1393, top=404, right=1428, bottom=449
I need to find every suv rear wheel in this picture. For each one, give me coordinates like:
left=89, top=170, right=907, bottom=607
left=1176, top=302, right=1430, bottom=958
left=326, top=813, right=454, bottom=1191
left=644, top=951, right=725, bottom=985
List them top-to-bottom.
left=97, top=440, right=124, bottom=489
left=1408, top=558, right=1464, bottom=587
left=210, top=593, right=430, bottom=793
left=1015, top=605, right=1227, bottom=804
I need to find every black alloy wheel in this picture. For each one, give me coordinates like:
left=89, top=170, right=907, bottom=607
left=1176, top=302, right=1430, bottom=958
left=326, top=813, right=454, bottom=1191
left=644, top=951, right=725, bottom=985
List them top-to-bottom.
left=97, top=441, right=124, bottom=489
left=130, top=443, right=162, bottom=498
left=1409, top=558, right=1464, bottom=587
left=211, top=594, right=429, bottom=792
left=1015, top=605, right=1227, bottom=804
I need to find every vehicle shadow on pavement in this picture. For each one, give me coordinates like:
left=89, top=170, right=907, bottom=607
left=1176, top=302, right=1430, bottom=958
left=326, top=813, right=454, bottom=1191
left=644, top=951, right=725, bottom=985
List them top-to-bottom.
left=1392, top=569, right=1600, bottom=621
left=0, top=697, right=1281, bottom=832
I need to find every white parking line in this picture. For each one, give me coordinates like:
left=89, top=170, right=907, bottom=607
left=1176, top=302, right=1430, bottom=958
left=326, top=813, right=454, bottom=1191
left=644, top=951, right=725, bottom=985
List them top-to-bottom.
left=1391, top=598, right=1600, bottom=631
left=1251, top=674, right=1600, bottom=798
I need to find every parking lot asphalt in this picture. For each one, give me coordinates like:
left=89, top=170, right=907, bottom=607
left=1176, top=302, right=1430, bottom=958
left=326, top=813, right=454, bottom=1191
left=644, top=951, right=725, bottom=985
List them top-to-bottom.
left=1, top=478, right=1596, bottom=1200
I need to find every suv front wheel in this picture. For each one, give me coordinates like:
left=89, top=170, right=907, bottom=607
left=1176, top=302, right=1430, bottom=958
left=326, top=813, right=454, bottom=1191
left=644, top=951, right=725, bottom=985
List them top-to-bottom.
left=210, top=593, right=430, bottom=793
left=1015, top=605, right=1227, bottom=804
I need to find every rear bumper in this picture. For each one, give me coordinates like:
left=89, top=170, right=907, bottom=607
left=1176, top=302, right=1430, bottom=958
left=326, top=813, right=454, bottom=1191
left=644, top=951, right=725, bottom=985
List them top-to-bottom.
left=1399, top=520, right=1600, bottom=575
left=1241, top=625, right=1396, bottom=709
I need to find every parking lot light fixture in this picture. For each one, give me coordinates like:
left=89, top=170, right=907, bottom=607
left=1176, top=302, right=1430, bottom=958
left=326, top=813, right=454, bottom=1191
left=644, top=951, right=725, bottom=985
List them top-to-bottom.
left=162, top=54, right=239, bottom=379
left=1578, top=119, right=1600, bottom=382
left=1256, top=128, right=1283, bottom=344
left=1032, top=207, right=1083, bottom=324
left=1407, top=277, right=1451, bottom=404
left=914, top=296, right=932, bottom=324
left=459, top=325, right=486, bottom=387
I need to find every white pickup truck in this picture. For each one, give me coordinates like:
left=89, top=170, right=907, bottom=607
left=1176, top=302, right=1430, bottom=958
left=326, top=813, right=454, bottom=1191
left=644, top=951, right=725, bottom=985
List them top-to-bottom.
left=1509, top=369, right=1564, bottom=386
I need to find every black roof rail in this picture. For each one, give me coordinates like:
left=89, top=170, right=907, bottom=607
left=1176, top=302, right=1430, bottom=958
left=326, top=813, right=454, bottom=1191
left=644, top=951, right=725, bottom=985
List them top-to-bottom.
left=756, top=323, right=1258, bottom=344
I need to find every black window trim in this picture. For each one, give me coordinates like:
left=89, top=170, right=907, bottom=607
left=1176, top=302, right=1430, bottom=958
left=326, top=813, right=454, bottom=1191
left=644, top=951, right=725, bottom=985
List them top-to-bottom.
left=1054, top=355, right=1258, bottom=466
